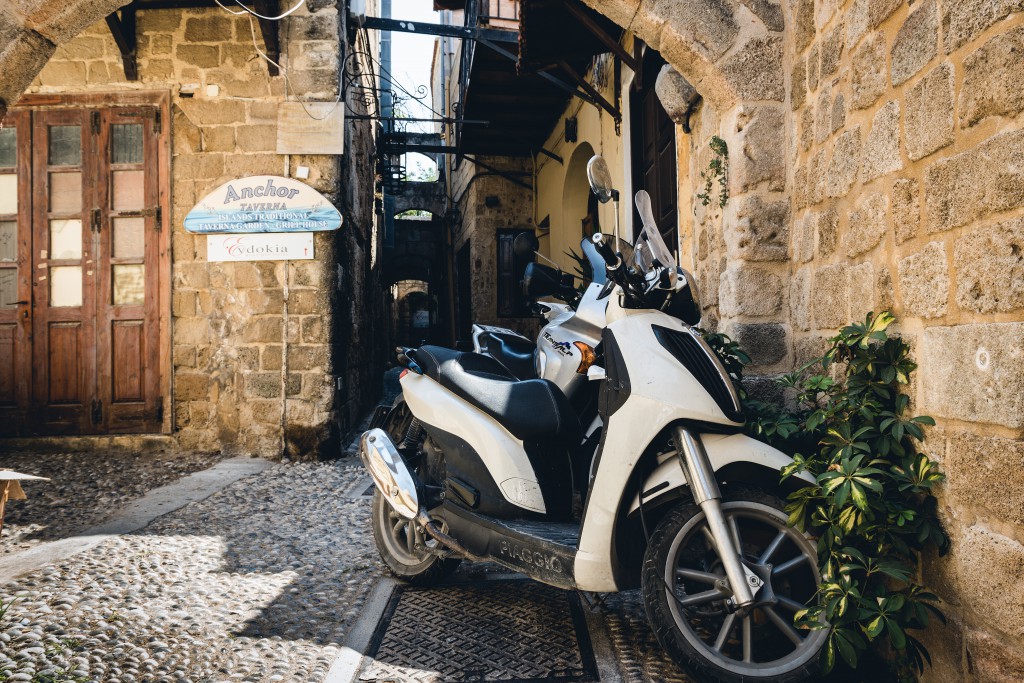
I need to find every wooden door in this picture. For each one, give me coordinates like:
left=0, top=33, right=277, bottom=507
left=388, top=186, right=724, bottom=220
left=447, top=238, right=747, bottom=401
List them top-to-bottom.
left=631, top=51, right=678, bottom=254
left=0, top=102, right=165, bottom=437
left=94, top=108, right=163, bottom=433
left=31, top=109, right=97, bottom=434
left=0, top=112, right=33, bottom=426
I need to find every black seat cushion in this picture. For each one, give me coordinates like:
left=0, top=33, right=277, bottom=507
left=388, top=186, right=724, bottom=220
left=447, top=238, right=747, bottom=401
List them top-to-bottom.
left=478, top=332, right=538, bottom=380
left=411, top=345, right=461, bottom=381
left=411, top=346, right=580, bottom=443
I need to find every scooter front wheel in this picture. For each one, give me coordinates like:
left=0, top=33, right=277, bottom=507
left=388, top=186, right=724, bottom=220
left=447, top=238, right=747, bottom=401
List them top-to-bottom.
left=642, top=489, right=827, bottom=683
left=371, top=490, right=461, bottom=585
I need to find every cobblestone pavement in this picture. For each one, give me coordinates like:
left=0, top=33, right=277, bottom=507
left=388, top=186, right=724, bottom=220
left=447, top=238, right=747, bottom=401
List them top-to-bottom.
left=0, top=446, right=866, bottom=683
left=0, top=450, right=224, bottom=555
left=0, top=462, right=379, bottom=683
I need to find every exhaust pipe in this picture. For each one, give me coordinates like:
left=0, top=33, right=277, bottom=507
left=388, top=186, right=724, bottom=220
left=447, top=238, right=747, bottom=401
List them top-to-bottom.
left=359, top=428, right=482, bottom=560
left=359, top=428, right=421, bottom=520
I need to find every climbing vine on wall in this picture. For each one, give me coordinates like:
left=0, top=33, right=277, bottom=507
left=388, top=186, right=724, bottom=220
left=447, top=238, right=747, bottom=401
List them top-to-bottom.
left=696, top=135, right=729, bottom=208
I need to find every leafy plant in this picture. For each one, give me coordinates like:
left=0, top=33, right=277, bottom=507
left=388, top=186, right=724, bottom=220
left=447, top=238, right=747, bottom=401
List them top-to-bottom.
left=696, top=135, right=729, bottom=208
left=564, top=248, right=593, bottom=293
left=706, top=313, right=948, bottom=680
left=698, top=327, right=749, bottom=387
left=0, top=595, right=17, bottom=623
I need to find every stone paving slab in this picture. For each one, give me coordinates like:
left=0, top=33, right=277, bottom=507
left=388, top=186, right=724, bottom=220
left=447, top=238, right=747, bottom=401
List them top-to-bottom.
left=0, top=449, right=224, bottom=555
left=0, top=450, right=873, bottom=683
left=0, top=456, right=273, bottom=584
left=0, top=462, right=380, bottom=683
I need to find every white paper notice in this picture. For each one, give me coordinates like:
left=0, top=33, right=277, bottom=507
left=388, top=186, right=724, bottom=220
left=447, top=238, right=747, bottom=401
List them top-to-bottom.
left=207, top=233, right=314, bottom=262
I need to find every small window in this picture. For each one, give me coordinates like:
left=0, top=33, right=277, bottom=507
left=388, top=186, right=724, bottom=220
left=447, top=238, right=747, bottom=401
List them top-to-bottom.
left=496, top=228, right=535, bottom=318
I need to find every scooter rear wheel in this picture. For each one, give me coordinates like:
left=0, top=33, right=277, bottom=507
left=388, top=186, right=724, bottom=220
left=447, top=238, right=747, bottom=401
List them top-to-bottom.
left=641, top=488, right=827, bottom=683
left=371, top=490, right=461, bottom=585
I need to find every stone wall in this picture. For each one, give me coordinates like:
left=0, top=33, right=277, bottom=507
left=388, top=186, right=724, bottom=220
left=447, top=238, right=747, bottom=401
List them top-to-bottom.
left=784, top=2, right=1024, bottom=679
left=22, top=3, right=382, bottom=458
left=449, top=155, right=536, bottom=332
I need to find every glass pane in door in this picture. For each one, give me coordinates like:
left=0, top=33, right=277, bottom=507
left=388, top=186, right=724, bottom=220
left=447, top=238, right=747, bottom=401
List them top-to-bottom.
left=112, top=124, right=144, bottom=164
left=48, top=126, right=82, bottom=166
left=0, top=128, right=15, bottom=167
left=112, top=170, right=145, bottom=210
left=49, top=172, right=83, bottom=213
left=0, top=174, right=16, bottom=214
left=113, top=217, right=145, bottom=259
left=50, top=219, right=83, bottom=260
left=0, top=221, right=15, bottom=262
left=112, top=265, right=145, bottom=305
left=50, top=266, right=83, bottom=307
left=0, top=268, right=15, bottom=308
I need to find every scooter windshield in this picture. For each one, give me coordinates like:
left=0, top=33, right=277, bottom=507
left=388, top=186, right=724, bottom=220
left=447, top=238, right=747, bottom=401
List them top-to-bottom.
left=633, top=190, right=677, bottom=287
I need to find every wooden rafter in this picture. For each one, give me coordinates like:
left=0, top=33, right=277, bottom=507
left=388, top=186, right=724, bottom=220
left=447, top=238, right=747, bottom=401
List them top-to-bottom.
left=252, top=0, right=280, bottom=76
left=562, top=0, right=638, bottom=73
left=107, top=1, right=281, bottom=78
left=105, top=6, right=139, bottom=81
left=557, top=60, right=619, bottom=121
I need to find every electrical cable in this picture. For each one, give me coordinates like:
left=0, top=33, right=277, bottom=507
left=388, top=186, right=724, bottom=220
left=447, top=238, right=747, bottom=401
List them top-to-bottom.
left=211, top=0, right=345, bottom=121
left=213, top=0, right=307, bottom=20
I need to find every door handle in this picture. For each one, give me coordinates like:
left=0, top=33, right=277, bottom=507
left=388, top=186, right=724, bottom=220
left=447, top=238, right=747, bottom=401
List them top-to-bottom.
left=10, top=301, right=29, bottom=319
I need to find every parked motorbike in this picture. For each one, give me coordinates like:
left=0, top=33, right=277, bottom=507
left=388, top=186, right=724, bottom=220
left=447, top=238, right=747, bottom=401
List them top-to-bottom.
left=360, top=156, right=826, bottom=683
left=467, top=227, right=581, bottom=383
left=472, top=231, right=633, bottom=401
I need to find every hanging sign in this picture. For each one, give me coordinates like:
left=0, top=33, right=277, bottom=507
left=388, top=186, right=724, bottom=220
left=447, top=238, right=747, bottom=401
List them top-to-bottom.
left=184, top=175, right=342, bottom=234
left=207, top=233, right=314, bottom=262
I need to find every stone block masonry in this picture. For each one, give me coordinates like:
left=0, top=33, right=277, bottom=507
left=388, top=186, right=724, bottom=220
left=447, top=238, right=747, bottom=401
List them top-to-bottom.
left=782, top=0, right=1024, bottom=679
left=22, top=4, right=382, bottom=459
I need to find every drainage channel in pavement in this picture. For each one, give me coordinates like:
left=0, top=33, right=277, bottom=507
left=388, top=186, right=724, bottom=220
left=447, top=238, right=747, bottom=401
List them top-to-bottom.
left=328, top=574, right=623, bottom=683
left=363, top=579, right=597, bottom=682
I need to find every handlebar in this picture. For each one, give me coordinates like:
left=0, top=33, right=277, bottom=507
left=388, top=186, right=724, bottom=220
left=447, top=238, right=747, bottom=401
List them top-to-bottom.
left=591, top=233, right=621, bottom=270
left=592, top=233, right=649, bottom=304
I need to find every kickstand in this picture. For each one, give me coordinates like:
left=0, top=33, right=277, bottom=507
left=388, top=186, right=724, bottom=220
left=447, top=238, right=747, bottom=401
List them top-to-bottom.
left=577, top=590, right=608, bottom=611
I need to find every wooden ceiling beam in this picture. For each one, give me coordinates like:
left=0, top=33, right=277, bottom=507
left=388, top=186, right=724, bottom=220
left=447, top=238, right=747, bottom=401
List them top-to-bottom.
left=252, top=0, right=280, bottom=76
left=105, top=5, right=139, bottom=81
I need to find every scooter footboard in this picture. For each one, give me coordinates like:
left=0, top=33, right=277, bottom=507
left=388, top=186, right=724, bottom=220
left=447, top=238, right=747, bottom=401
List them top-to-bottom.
left=629, top=432, right=816, bottom=515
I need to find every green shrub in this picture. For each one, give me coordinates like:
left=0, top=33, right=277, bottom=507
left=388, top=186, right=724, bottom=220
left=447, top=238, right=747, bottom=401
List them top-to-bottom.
left=707, top=312, right=949, bottom=680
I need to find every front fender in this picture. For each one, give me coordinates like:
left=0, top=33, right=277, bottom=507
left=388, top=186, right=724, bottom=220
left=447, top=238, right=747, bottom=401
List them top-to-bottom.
left=628, top=432, right=816, bottom=515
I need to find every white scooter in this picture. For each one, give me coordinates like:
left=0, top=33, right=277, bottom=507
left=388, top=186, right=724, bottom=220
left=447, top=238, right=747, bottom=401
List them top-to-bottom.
left=360, top=156, right=826, bottom=683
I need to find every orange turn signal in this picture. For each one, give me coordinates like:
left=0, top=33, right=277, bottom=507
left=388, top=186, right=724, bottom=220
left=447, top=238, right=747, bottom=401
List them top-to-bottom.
left=574, top=342, right=597, bottom=374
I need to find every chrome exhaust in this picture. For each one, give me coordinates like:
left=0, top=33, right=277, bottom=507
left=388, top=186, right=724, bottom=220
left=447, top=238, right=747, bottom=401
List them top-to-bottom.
left=359, top=428, right=482, bottom=560
left=359, top=428, right=420, bottom=520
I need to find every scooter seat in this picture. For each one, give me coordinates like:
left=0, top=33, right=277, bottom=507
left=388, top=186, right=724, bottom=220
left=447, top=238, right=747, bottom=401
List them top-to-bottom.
left=477, top=332, right=538, bottom=380
left=412, top=346, right=581, bottom=443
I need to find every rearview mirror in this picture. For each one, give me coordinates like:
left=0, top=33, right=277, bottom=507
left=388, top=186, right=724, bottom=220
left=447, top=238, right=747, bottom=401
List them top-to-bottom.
left=587, top=155, right=617, bottom=203
left=512, top=231, right=540, bottom=260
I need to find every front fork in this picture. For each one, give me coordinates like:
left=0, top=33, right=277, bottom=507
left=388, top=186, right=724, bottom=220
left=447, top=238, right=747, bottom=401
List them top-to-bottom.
left=674, top=426, right=762, bottom=609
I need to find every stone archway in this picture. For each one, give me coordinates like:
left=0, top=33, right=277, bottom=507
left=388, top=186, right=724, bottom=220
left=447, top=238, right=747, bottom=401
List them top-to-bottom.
left=579, top=0, right=785, bottom=111
left=581, top=0, right=791, bottom=365
left=0, top=1, right=131, bottom=116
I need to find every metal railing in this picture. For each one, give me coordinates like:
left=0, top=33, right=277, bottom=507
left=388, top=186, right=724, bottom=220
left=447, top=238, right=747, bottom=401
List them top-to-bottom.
left=479, top=0, right=519, bottom=23
left=454, top=1, right=520, bottom=154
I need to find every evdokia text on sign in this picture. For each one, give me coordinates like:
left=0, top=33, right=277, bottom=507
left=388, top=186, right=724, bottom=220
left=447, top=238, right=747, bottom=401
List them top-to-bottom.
left=207, top=233, right=314, bottom=262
